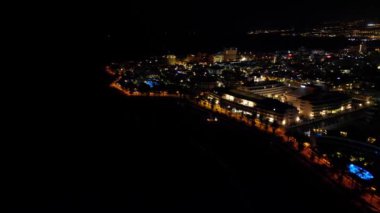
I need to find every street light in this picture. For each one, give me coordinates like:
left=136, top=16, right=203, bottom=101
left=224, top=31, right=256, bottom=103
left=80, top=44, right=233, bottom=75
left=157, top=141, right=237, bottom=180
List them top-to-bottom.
left=370, top=186, right=377, bottom=202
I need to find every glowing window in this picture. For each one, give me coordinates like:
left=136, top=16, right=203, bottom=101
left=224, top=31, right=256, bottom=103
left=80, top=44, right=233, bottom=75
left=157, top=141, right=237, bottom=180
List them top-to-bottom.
left=224, top=94, right=234, bottom=101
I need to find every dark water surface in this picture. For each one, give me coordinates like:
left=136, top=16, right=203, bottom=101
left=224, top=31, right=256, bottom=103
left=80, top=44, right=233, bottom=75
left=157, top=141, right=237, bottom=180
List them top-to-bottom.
left=6, top=84, right=366, bottom=212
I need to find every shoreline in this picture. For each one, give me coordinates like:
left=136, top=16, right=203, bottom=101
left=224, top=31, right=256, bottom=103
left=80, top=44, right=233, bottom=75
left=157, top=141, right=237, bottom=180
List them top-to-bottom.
left=110, top=83, right=380, bottom=212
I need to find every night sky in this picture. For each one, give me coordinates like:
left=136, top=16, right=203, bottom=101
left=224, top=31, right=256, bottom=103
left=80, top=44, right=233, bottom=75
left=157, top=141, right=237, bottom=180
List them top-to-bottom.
left=91, top=0, right=379, bottom=59
left=113, top=0, right=380, bottom=29
left=15, top=1, right=380, bottom=62
left=104, top=1, right=380, bottom=34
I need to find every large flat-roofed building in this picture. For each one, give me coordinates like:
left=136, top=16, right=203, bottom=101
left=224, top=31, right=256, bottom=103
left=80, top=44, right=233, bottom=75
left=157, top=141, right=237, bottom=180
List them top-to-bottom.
left=223, top=48, right=238, bottom=62
left=212, top=54, right=224, bottom=63
left=166, top=55, right=177, bottom=65
left=238, top=81, right=288, bottom=99
left=285, top=86, right=319, bottom=110
left=208, top=89, right=298, bottom=126
left=299, top=92, right=352, bottom=119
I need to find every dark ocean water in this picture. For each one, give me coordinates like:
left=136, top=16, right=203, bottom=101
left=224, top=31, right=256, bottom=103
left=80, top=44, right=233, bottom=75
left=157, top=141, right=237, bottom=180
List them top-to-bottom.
left=6, top=85, right=366, bottom=212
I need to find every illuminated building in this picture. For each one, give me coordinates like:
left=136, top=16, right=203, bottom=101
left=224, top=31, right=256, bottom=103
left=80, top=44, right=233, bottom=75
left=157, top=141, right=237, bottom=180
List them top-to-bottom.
left=351, top=28, right=380, bottom=40
left=223, top=48, right=238, bottom=62
left=212, top=54, right=224, bottom=63
left=167, top=55, right=177, bottom=65
left=238, top=81, right=287, bottom=99
left=285, top=85, right=318, bottom=110
left=208, top=89, right=298, bottom=125
left=299, top=92, right=352, bottom=119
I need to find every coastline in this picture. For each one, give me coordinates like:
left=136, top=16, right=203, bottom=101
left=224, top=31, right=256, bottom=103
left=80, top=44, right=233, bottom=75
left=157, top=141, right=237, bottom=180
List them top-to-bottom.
left=110, top=84, right=377, bottom=212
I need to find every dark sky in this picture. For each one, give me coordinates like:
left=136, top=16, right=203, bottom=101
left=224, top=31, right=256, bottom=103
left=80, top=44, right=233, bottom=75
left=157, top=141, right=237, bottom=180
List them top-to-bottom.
left=84, top=0, right=378, bottom=59
left=106, top=0, right=380, bottom=32
left=13, top=1, right=380, bottom=51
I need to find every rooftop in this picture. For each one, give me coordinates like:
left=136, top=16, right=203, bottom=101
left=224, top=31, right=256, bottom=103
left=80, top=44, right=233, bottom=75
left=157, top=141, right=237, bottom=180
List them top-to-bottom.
left=243, top=80, right=284, bottom=89
left=286, top=87, right=317, bottom=98
left=226, top=89, right=297, bottom=114
left=300, top=92, right=351, bottom=104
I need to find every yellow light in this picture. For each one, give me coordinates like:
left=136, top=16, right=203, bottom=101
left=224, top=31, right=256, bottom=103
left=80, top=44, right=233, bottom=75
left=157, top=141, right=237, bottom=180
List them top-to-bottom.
left=240, top=57, right=247, bottom=62
left=224, top=94, right=234, bottom=101
left=296, top=116, right=300, bottom=122
left=269, top=117, right=274, bottom=123
left=282, top=120, right=286, bottom=125
left=368, top=137, right=376, bottom=144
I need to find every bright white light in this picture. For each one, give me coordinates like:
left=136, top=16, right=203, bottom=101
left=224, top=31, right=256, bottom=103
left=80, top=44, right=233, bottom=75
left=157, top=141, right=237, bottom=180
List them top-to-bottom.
left=377, top=65, right=380, bottom=70
left=301, top=85, right=306, bottom=88
left=224, top=94, right=235, bottom=102
left=241, top=99, right=254, bottom=107
left=269, top=117, right=274, bottom=123
left=282, top=120, right=286, bottom=125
